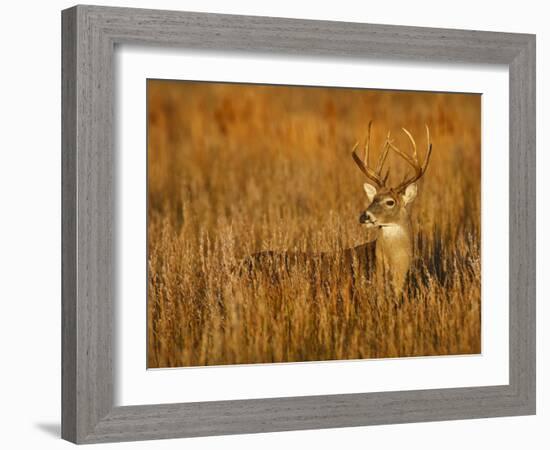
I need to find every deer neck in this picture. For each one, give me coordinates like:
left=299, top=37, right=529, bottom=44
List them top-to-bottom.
left=375, top=219, right=413, bottom=290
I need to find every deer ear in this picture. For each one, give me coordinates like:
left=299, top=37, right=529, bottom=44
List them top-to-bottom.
left=363, top=183, right=377, bottom=204
left=402, top=183, right=418, bottom=205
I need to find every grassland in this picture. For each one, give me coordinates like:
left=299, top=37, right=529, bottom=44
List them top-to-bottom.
left=147, top=80, right=481, bottom=368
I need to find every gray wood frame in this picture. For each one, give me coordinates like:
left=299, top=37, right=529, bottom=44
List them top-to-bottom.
left=61, top=4, right=536, bottom=444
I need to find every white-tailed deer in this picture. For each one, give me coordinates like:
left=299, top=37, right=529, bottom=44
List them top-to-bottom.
left=351, top=121, right=432, bottom=292
left=239, top=122, right=432, bottom=295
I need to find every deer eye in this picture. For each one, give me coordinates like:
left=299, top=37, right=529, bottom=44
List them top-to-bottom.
left=385, top=199, right=395, bottom=207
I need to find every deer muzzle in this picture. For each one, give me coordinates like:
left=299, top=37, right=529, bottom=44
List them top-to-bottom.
left=359, top=211, right=376, bottom=227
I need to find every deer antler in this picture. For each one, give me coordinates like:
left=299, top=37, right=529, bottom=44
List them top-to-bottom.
left=351, top=121, right=391, bottom=188
left=387, top=125, right=432, bottom=193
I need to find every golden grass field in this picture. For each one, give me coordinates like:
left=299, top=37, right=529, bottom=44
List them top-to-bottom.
left=147, top=80, right=481, bottom=368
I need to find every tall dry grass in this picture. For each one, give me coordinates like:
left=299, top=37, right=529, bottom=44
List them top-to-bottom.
left=147, top=80, right=481, bottom=368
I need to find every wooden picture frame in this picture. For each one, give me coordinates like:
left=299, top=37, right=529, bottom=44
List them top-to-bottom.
left=61, top=5, right=536, bottom=444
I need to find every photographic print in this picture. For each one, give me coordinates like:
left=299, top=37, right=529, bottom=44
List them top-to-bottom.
left=147, top=80, right=481, bottom=368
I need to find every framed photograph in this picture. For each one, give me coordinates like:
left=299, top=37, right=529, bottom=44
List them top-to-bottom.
left=62, top=5, right=536, bottom=444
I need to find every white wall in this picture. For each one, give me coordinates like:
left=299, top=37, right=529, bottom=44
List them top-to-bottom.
left=0, top=1, right=545, bottom=448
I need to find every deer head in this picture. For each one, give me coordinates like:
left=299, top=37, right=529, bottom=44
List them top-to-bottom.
left=352, top=121, right=432, bottom=231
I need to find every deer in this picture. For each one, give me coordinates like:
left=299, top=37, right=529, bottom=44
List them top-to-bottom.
left=238, top=121, right=432, bottom=296
left=350, top=121, right=432, bottom=293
